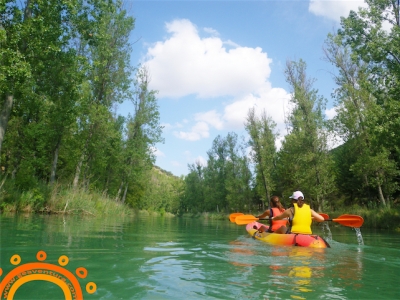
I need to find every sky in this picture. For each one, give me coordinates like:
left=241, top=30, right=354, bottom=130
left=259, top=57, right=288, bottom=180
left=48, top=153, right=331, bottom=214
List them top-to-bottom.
left=118, top=0, right=367, bottom=177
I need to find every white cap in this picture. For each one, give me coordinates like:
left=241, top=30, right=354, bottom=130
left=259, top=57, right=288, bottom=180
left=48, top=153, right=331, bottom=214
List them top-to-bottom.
left=289, top=191, right=304, bottom=200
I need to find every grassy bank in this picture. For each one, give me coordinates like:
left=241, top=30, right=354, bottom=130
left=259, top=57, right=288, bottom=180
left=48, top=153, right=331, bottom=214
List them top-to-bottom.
left=0, top=183, right=134, bottom=216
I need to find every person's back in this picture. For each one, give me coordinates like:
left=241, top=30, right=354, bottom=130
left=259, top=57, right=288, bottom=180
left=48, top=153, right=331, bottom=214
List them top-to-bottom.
left=272, top=191, right=325, bottom=234
left=257, top=196, right=287, bottom=233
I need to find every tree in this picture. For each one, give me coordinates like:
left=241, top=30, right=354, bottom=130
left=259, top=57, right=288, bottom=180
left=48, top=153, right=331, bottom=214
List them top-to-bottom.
left=72, top=0, right=135, bottom=189
left=338, top=0, right=400, bottom=204
left=324, top=33, right=399, bottom=206
left=277, top=59, right=336, bottom=211
left=121, top=67, right=164, bottom=205
left=245, top=107, right=278, bottom=209
left=224, top=134, right=253, bottom=212
left=203, top=135, right=229, bottom=212
left=182, top=161, right=205, bottom=213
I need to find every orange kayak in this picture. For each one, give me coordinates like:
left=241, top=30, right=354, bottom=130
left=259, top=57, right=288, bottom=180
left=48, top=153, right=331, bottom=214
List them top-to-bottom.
left=246, top=221, right=330, bottom=248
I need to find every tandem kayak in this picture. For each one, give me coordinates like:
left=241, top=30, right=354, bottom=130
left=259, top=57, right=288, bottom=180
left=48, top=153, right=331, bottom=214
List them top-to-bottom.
left=246, top=221, right=330, bottom=248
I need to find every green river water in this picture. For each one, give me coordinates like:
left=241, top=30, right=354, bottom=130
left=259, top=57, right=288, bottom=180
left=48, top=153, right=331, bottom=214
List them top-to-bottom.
left=0, top=213, right=399, bottom=300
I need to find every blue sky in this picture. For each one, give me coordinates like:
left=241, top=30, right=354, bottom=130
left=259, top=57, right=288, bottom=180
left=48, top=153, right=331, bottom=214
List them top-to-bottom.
left=118, top=0, right=367, bottom=177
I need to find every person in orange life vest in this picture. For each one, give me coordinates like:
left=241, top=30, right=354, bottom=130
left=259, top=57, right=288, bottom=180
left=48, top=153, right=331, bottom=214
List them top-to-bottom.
left=272, top=191, right=324, bottom=234
left=256, top=196, right=288, bottom=234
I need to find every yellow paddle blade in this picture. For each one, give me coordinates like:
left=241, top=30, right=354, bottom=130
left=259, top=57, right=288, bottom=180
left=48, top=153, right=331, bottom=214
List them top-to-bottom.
left=229, top=213, right=244, bottom=223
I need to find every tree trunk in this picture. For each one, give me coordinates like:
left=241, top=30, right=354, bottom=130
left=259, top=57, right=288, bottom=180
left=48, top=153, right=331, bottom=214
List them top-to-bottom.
left=0, top=94, right=14, bottom=159
left=50, top=140, right=60, bottom=184
left=73, top=153, right=84, bottom=188
left=115, top=181, right=123, bottom=201
left=377, top=182, right=387, bottom=207
left=122, top=184, right=128, bottom=203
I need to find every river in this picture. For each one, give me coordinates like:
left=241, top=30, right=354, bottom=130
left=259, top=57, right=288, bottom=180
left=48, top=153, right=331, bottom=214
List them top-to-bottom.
left=0, top=213, right=399, bottom=299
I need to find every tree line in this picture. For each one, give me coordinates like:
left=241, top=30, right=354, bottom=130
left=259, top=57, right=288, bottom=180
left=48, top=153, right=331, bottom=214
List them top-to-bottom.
left=0, top=0, right=169, bottom=211
left=182, top=0, right=400, bottom=214
left=1, top=1, right=399, bottom=216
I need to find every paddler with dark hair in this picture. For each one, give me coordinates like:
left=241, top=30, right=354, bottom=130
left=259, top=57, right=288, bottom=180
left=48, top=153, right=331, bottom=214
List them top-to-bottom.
left=272, top=191, right=324, bottom=234
left=256, top=196, right=288, bottom=234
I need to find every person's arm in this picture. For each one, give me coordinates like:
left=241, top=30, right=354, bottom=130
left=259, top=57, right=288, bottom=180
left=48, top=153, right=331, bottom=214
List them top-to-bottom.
left=271, top=209, right=291, bottom=220
left=257, top=210, right=270, bottom=219
left=311, top=210, right=325, bottom=222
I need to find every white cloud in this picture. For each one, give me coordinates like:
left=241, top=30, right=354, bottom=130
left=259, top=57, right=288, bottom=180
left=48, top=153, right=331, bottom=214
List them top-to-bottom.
left=309, top=0, right=367, bottom=22
left=144, top=18, right=296, bottom=145
left=144, top=19, right=272, bottom=98
left=203, top=27, right=219, bottom=36
left=223, top=87, right=292, bottom=134
left=325, top=106, right=338, bottom=120
left=195, top=110, right=223, bottom=130
left=174, top=121, right=210, bottom=141
left=151, top=147, right=165, bottom=157
left=195, top=155, right=207, bottom=167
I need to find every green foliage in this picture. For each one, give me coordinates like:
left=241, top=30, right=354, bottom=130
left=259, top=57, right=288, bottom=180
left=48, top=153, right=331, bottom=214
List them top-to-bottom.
left=1, top=1, right=167, bottom=214
left=276, top=59, right=336, bottom=211
left=245, top=107, right=277, bottom=206
left=183, top=133, right=254, bottom=213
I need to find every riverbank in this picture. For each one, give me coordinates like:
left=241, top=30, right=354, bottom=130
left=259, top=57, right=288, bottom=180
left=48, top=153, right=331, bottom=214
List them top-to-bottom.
left=2, top=184, right=399, bottom=231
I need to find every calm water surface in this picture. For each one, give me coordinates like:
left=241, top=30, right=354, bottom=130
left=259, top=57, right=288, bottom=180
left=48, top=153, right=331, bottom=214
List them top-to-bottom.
left=0, top=213, right=399, bottom=299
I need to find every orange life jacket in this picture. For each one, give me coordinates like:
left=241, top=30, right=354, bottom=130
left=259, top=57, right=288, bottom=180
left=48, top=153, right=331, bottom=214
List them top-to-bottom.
left=270, top=207, right=287, bottom=231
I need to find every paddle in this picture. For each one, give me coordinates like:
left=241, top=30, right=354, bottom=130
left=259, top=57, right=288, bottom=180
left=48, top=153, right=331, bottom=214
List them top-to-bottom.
left=232, top=212, right=329, bottom=224
left=233, top=212, right=329, bottom=225
left=229, top=213, right=244, bottom=223
left=319, top=213, right=329, bottom=220
left=235, top=214, right=363, bottom=228
left=235, top=214, right=279, bottom=225
left=326, top=214, right=364, bottom=228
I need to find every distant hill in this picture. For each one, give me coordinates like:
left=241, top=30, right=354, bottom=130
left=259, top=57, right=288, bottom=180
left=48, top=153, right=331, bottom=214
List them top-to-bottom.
left=153, top=165, right=181, bottom=179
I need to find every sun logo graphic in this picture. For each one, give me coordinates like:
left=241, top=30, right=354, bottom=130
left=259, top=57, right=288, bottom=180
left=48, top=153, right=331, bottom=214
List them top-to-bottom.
left=0, top=250, right=96, bottom=299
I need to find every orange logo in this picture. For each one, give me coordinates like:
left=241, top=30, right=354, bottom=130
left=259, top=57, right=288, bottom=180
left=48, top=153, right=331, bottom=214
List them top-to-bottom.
left=0, top=250, right=96, bottom=299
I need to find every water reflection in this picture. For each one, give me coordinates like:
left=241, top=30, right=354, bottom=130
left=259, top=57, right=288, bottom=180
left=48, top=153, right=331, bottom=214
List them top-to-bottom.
left=227, top=240, right=255, bottom=267
left=330, top=246, right=364, bottom=290
left=281, top=247, right=325, bottom=295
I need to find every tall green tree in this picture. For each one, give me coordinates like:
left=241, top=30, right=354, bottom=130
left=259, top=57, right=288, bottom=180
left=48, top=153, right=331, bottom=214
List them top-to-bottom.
left=1, top=0, right=85, bottom=189
left=72, top=0, right=135, bottom=189
left=338, top=0, right=400, bottom=205
left=0, top=1, right=31, bottom=158
left=324, top=33, right=398, bottom=206
left=277, top=60, right=335, bottom=211
left=122, top=67, right=164, bottom=206
left=245, top=107, right=278, bottom=209
left=224, top=133, right=253, bottom=212
left=203, top=135, right=229, bottom=211
left=182, top=161, right=206, bottom=213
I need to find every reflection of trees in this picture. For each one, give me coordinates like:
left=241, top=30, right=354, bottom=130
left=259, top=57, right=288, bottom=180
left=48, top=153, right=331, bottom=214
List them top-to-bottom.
left=227, top=240, right=255, bottom=267
left=332, top=247, right=363, bottom=288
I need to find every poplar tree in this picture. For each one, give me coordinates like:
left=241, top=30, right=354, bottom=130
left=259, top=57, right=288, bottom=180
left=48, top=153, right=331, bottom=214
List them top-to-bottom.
left=324, top=33, right=398, bottom=206
left=277, top=60, right=335, bottom=211
left=245, top=107, right=278, bottom=209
